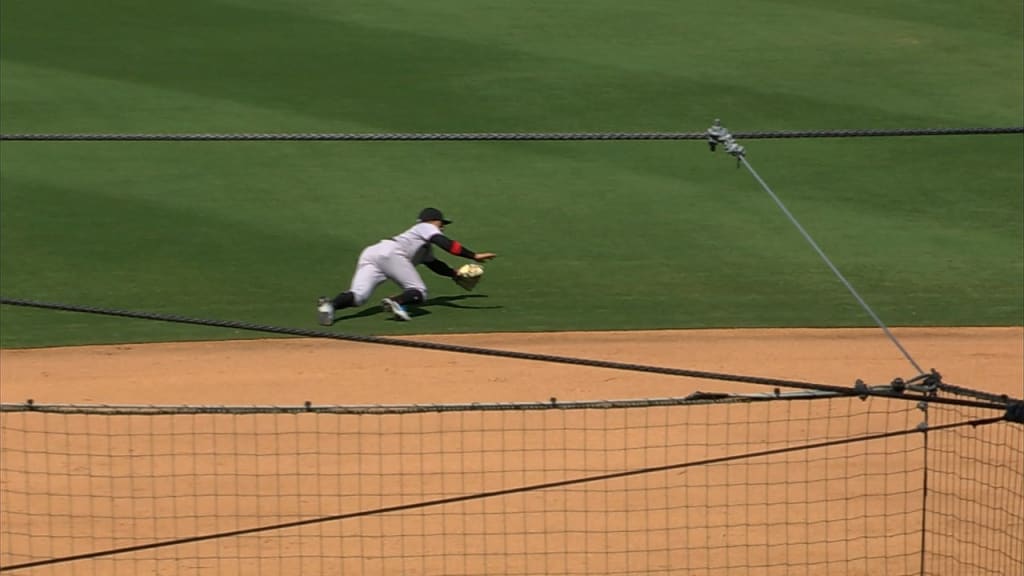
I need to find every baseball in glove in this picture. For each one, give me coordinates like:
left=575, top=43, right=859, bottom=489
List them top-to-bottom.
left=454, top=263, right=484, bottom=291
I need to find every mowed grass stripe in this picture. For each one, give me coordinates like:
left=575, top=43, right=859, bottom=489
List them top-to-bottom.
left=2, top=0, right=1020, bottom=133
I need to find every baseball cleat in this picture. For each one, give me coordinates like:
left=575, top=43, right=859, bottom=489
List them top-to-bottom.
left=317, top=297, right=334, bottom=326
left=381, top=298, right=411, bottom=321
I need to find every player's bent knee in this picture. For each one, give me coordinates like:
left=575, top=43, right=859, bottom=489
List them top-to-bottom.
left=401, top=288, right=425, bottom=304
left=352, top=291, right=373, bottom=307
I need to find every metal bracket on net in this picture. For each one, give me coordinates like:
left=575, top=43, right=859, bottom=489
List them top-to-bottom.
left=706, top=119, right=746, bottom=167
left=905, top=369, right=942, bottom=397
left=906, top=369, right=943, bottom=423
left=853, top=378, right=921, bottom=401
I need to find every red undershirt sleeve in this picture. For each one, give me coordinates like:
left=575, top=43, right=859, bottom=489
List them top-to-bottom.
left=429, top=234, right=478, bottom=260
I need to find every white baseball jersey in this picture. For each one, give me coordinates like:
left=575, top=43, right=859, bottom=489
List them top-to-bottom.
left=346, top=222, right=442, bottom=305
left=389, top=222, right=442, bottom=265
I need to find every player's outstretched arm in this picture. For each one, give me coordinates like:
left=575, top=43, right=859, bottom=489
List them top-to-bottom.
left=429, top=234, right=494, bottom=261
left=424, top=259, right=456, bottom=278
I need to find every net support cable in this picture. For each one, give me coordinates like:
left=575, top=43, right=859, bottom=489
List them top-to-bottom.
left=0, top=126, right=1021, bottom=141
left=3, top=375, right=1016, bottom=415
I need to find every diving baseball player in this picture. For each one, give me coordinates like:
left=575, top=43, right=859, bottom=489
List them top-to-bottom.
left=317, top=207, right=497, bottom=324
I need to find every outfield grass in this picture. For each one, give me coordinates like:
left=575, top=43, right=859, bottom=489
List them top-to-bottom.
left=1, top=0, right=1021, bottom=348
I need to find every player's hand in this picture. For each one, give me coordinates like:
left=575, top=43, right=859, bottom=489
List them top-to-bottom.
left=474, top=252, right=497, bottom=262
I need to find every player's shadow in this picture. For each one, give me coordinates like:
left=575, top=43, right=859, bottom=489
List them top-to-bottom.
left=411, top=293, right=502, bottom=317
left=335, top=294, right=500, bottom=322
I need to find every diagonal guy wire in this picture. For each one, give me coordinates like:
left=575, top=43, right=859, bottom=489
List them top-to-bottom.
left=737, top=155, right=925, bottom=375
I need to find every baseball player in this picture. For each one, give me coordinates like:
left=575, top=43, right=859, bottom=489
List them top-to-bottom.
left=317, top=207, right=497, bottom=324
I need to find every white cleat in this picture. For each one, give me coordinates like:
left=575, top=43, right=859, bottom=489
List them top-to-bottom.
left=317, top=297, right=335, bottom=326
left=381, top=298, right=411, bottom=321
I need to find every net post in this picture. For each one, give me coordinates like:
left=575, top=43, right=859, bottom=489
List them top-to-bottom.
left=916, top=396, right=931, bottom=575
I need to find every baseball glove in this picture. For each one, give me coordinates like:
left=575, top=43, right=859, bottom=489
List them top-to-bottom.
left=454, top=263, right=484, bottom=291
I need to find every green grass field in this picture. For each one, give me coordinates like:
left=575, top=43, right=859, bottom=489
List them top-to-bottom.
left=1, top=0, right=1022, bottom=348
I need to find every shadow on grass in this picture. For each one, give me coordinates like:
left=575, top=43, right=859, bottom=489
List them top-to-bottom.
left=335, top=293, right=500, bottom=322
